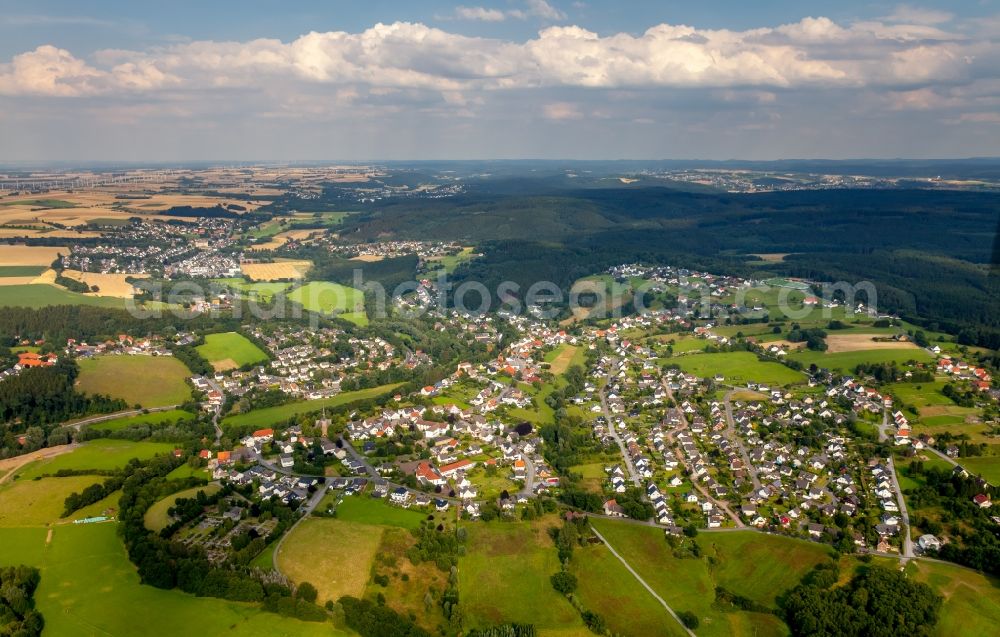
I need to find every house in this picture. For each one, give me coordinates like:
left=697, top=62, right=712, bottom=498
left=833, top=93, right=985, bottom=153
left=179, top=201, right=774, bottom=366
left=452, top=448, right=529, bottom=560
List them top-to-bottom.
left=251, top=428, right=274, bottom=443
left=415, top=462, right=446, bottom=486
left=390, top=487, right=409, bottom=504
left=973, top=493, right=992, bottom=508
left=603, top=499, right=625, bottom=517
left=918, top=534, right=941, bottom=551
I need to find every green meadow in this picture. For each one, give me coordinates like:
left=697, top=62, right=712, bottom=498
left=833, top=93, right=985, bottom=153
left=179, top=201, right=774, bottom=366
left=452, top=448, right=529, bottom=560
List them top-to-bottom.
left=287, top=281, right=367, bottom=325
left=0, top=284, right=127, bottom=308
left=196, top=331, right=269, bottom=368
left=789, top=348, right=934, bottom=372
left=674, top=351, right=805, bottom=386
left=77, top=355, right=192, bottom=407
left=222, top=382, right=403, bottom=428
left=86, top=408, right=195, bottom=432
left=16, top=439, right=175, bottom=480
left=333, top=496, right=426, bottom=530
left=460, top=521, right=584, bottom=632
left=0, top=524, right=340, bottom=637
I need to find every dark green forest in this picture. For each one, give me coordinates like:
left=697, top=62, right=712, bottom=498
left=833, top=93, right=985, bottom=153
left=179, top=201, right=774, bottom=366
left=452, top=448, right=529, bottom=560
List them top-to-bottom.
left=333, top=187, right=999, bottom=347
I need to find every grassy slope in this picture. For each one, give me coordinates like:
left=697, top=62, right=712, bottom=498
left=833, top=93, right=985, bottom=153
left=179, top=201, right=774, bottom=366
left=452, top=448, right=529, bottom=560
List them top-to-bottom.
left=196, top=332, right=269, bottom=367
left=789, top=348, right=934, bottom=372
left=674, top=351, right=805, bottom=386
left=77, top=355, right=192, bottom=407
left=222, top=383, right=403, bottom=428
left=87, top=409, right=194, bottom=432
left=16, top=439, right=175, bottom=480
left=0, top=476, right=103, bottom=527
left=277, top=518, right=383, bottom=606
left=460, top=520, right=584, bottom=632
left=591, top=520, right=825, bottom=637
left=0, top=524, right=341, bottom=637
left=910, top=559, right=1000, bottom=637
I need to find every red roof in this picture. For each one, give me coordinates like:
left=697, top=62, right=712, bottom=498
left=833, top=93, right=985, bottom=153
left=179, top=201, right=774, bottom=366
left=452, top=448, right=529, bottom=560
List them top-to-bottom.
left=252, top=428, right=274, bottom=438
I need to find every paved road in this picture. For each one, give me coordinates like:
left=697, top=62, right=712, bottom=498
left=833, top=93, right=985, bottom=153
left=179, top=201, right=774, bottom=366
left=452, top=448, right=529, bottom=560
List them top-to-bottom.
left=599, top=365, right=641, bottom=488
left=722, top=390, right=762, bottom=491
left=63, top=404, right=183, bottom=430
left=878, top=408, right=913, bottom=562
left=518, top=455, right=536, bottom=498
left=590, top=524, right=697, bottom=637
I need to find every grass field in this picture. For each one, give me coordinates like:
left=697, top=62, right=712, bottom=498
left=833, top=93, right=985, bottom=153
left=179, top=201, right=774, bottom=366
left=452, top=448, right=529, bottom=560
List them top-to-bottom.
left=0, top=265, right=46, bottom=276
left=213, top=278, right=292, bottom=302
left=288, top=281, right=367, bottom=325
left=0, top=283, right=128, bottom=308
left=196, top=331, right=269, bottom=371
left=546, top=344, right=584, bottom=375
left=789, top=348, right=934, bottom=372
left=674, top=351, right=805, bottom=386
left=77, top=355, right=192, bottom=407
left=885, top=381, right=955, bottom=410
left=222, top=383, right=403, bottom=428
left=86, top=409, right=195, bottom=432
left=16, top=439, right=175, bottom=480
left=956, top=456, right=1000, bottom=484
left=0, top=476, right=103, bottom=527
left=144, top=484, right=220, bottom=531
left=334, top=496, right=427, bottom=529
left=278, top=518, right=383, bottom=606
left=460, top=520, right=583, bottom=632
left=591, top=520, right=821, bottom=637
left=0, top=524, right=341, bottom=637
left=696, top=531, right=831, bottom=607
left=569, top=543, right=686, bottom=637
left=910, top=559, right=1000, bottom=637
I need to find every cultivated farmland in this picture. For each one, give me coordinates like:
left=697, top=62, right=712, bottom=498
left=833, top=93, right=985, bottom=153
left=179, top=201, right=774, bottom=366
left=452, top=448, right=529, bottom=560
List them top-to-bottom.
left=0, top=244, right=67, bottom=265
left=241, top=260, right=312, bottom=281
left=77, top=355, right=192, bottom=407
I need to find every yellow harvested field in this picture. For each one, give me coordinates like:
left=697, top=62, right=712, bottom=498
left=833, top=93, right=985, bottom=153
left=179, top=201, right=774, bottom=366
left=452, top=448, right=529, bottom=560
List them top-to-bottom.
left=279, top=228, right=322, bottom=241
left=247, top=238, right=287, bottom=251
left=0, top=245, right=68, bottom=266
left=750, top=253, right=791, bottom=262
left=351, top=254, right=385, bottom=262
left=241, top=260, right=312, bottom=281
left=61, top=270, right=149, bottom=297
left=825, top=334, right=920, bottom=353
left=277, top=518, right=383, bottom=605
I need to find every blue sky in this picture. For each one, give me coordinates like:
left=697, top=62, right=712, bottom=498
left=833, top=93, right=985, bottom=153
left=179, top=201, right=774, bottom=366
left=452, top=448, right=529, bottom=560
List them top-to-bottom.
left=0, top=1, right=997, bottom=160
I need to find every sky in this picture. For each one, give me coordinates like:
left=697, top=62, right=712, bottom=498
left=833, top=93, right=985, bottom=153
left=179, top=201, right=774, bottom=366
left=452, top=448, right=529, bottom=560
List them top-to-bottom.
left=0, top=1, right=998, bottom=161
